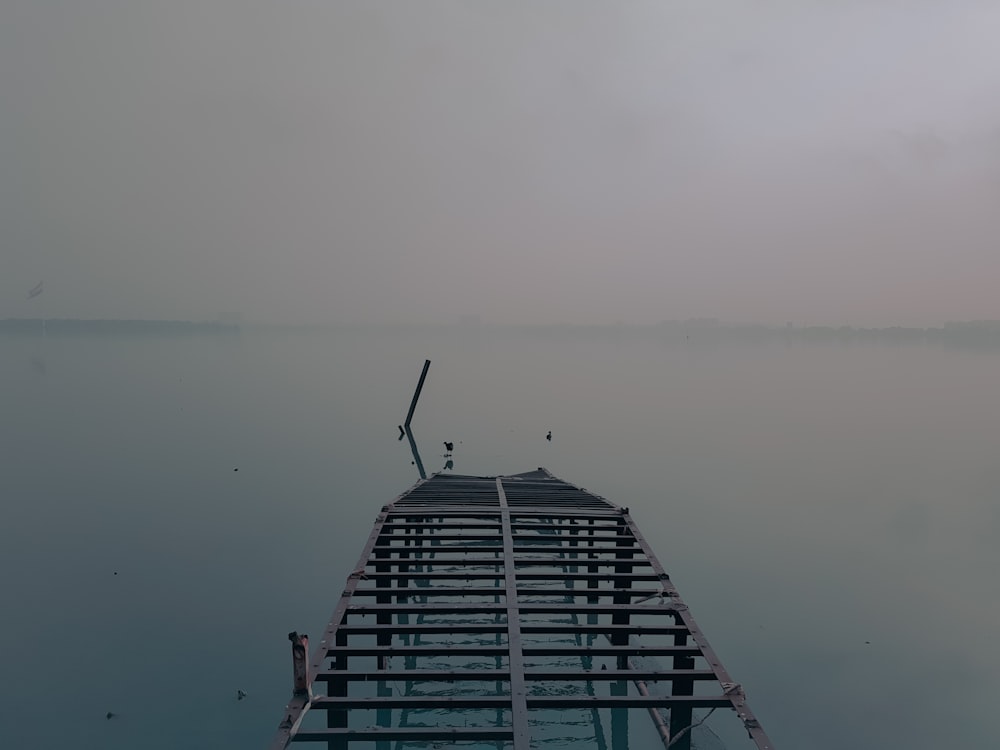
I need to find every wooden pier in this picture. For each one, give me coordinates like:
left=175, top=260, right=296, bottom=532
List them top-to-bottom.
left=270, top=469, right=773, bottom=749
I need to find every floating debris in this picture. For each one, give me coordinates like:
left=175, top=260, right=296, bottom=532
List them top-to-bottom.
left=237, top=689, right=248, bottom=701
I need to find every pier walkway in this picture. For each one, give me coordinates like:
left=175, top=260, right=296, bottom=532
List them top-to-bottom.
left=270, top=469, right=773, bottom=750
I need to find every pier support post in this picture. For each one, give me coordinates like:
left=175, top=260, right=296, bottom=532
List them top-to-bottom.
left=611, top=518, right=633, bottom=668
left=375, top=548, right=391, bottom=648
left=668, top=617, right=695, bottom=750
left=328, top=632, right=348, bottom=750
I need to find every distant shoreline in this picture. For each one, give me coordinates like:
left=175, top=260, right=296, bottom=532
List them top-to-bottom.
left=5, top=317, right=1000, bottom=346
left=0, top=318, right=241, bottom=336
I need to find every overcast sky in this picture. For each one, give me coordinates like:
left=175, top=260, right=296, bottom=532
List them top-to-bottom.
left=2, top=1, right=999, bottom=325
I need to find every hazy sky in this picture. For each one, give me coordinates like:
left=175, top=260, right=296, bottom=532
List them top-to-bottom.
left=3, top=1, right=999, bottom=325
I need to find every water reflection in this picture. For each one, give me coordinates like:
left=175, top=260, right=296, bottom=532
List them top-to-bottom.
left=29, top=354, right=46, bottom=376
left=404, top=425, right=427, bottom=479
left=402, top=428, right=458, bottom=478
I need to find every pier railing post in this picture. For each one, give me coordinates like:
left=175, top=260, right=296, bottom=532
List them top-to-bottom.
left=288, top=632, right=310, bottom=696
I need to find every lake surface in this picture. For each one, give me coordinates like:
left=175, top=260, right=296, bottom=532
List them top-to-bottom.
left=1, top=325, right=998, bottom=749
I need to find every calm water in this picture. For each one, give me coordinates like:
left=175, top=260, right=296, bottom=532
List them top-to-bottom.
left=2, top=326, right=998, bottom=749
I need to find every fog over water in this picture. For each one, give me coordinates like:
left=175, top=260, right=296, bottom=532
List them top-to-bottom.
left=3, top=1, right=1000, bottom=326
left=2, top=3, right=1000, bottom=749
left=2, top=328, right=1000, bottom=749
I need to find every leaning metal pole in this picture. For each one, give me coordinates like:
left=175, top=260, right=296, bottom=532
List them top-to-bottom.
left=403, top=359, right=430, bottom=429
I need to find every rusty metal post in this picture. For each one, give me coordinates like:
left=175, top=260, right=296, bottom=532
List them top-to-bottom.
left=288, top=632, right=310, bottom=696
